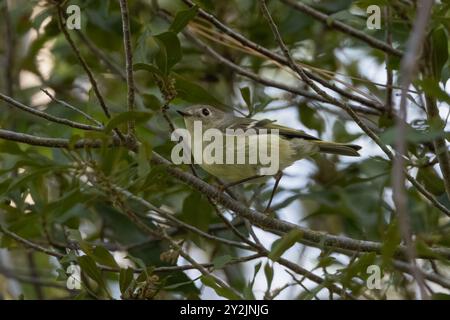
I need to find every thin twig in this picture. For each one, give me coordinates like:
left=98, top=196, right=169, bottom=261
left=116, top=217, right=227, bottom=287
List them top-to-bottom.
left=118, top=0, right=136, bottom=135
left=181, top=0, right=385, bottom=111
left=257, top=0, right=450, bottom=218
left=280, top=0, right=402, bottom=57
left=392, top=0, right=433, bottom=300
left=2, top=2, right=14, bottom=97
left=56, top=5, right=111, bottom=119
left=56, top=5, right=128, bottom=144
left=385, top=6, right=394, bottom=115
left=182, top=29, right=381, bottom=116
left=75, top=30, right=127, bottom=81
left=40, top=89, right=103, bottom=127
left=0, top=92, right=103, bottom=131
left=1, top=127, right=450, bottom=259
left=99, top=181, right=253, bottom=251
left=0, top=224, right=64, bottom=259
left=168, top=236, right=244, bottom=299
left=276, top=255, right=356, bottom=299
left=0, top=266, right=68, bottom=290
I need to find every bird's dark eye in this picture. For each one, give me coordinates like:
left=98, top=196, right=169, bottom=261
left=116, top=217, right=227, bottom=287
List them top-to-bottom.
left=201, top=108, right=210, bottom=116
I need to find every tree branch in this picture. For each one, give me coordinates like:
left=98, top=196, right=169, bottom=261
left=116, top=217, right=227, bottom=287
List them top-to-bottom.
left=118, top=0, right=136, bottom=135
left=181, top=0, right=385, bottom=111
left=257, top=0, right=450, bottom=218
left=279, top=0, right=403, bottom=57
left=392, top=0, right=434, bottom=300
left=2, top=1, right=14, bottom=97
left=56, top=4, right=112, bottom=120
left=181, top=28, right=381, bottom=116
left=75, top=30, right=127, bottom=81
left=0, top=92, right=103, bottom=131
left=0, top=125, right=449, bottom=260
left=0, top=128, right=112, bottom=148
left=0, top=224, right=64, bottom=259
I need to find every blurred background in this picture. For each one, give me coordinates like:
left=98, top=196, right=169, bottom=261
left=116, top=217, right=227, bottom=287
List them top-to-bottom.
left=0, top=0, right=449, bottom=300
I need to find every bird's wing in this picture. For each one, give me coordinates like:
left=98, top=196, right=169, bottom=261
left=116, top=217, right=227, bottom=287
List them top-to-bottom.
left=223, top=117, right=320, bottom=141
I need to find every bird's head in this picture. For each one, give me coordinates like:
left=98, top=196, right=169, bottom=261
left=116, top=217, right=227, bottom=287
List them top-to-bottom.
left=177, top=105, right=229, bottom=131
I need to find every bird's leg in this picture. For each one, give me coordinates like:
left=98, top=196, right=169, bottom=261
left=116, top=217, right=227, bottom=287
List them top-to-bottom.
left=264, top=171, right=283, bottom=213
left=215, top=175, right=263, bottom=201
left=222, top=175, right=264, bottom=189
left=215, top=178, right=239, bottom=200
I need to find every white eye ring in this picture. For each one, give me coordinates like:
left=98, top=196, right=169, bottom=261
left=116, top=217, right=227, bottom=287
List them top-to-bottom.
left=201, top=108, right=210, bottom=116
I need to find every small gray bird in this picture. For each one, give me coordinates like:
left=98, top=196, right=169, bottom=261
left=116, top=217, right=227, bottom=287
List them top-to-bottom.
left=177, top=105, right=361, bottom=183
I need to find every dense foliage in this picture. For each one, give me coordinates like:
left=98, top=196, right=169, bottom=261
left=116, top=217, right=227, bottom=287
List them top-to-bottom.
left=0, top=0, right=449, bottom=300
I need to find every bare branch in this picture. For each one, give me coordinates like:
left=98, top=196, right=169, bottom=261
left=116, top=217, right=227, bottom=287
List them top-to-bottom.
left=118, top=0, right=136, bottom=135
left=181, top=0, right=385, bottom=111
left=257, top=0, right=450, bottom=218
left=280, top=0, right=403, bottom=57
left=393, top=0, right=434, bottom=300
left=2, top=2, right=14, bottom=97
left=56, top=4, right=112, bottom=119
left=385, top=7, right=394, bottom=115
left=181, top=29, right=381, bottom=116
left=75, top=30, right=127, bottom=81
left=40, top=89, right=103, bottom=127
left=0, top=92, right=103, bottom=131
left=0, top=126, right=449, bottom=259
left=0, top=128, right=111, bottom=148
left=0, top=224, right=64, bottom=259
left=169, top=237, right=244, bottom=299
left=276, top=256, right=355, bottom=299
left=0, top=266, right=68, bottom=290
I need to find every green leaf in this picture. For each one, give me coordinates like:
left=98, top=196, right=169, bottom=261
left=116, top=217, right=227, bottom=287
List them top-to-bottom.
left=170, top=6, right=198, bottom=34
left=134, top=25, right=153, bottom=63
left=430, top=26, right=449, bottom=80
left=154, top=32, right=182, bottom=74
left=133, top=62, right=163, bottom=77
left=173, top=73, right=226, bottom=108
left=417, top=79, right=450, bottom=104
left=240, top=86, right=253, bottom=114
left=141, top=94, right=161, bottom=110
left=299, top=104, right=324, bottom=133
left=104, top=111, right=153, bottom=133
left=333, top=121, right=361, bottom=143
left=380, top=125, right=445, bottom=145
left=137, top=141, right=152, bottom=178
left=6, top=167, right=55, bottom=194
left=417, top=167, right=445, bottom=196
left=179, top=191, right=213, bottom=231
left=381, top=220, right=401, bottom=266
left=269, top=229, right=303, bottom=261
left=92, top=246, right=119, bottom=269
left=341, top=252, right=377, bottom=286
left=77, top=255, right=107, bottom=289
left=125, top=255, right=148, bottom=276
left=212, top=255, right=233, bottom=269
left=316, top=255, right=338, bottom=268
left=264, top=262, right=274, bottom=290
left=119, top=267, right=134, bottom=294
left=201, top=275, right=241, bottom=300
left=432, top=293, right=450, bottom=300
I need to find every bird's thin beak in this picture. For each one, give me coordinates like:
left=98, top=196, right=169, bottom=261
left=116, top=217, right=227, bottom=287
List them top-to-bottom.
left=177, top=110, right=192, bottom=117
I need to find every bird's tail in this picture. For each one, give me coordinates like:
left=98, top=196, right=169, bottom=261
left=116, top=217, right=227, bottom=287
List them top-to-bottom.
left=313, top=141, right=361, bottom=157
